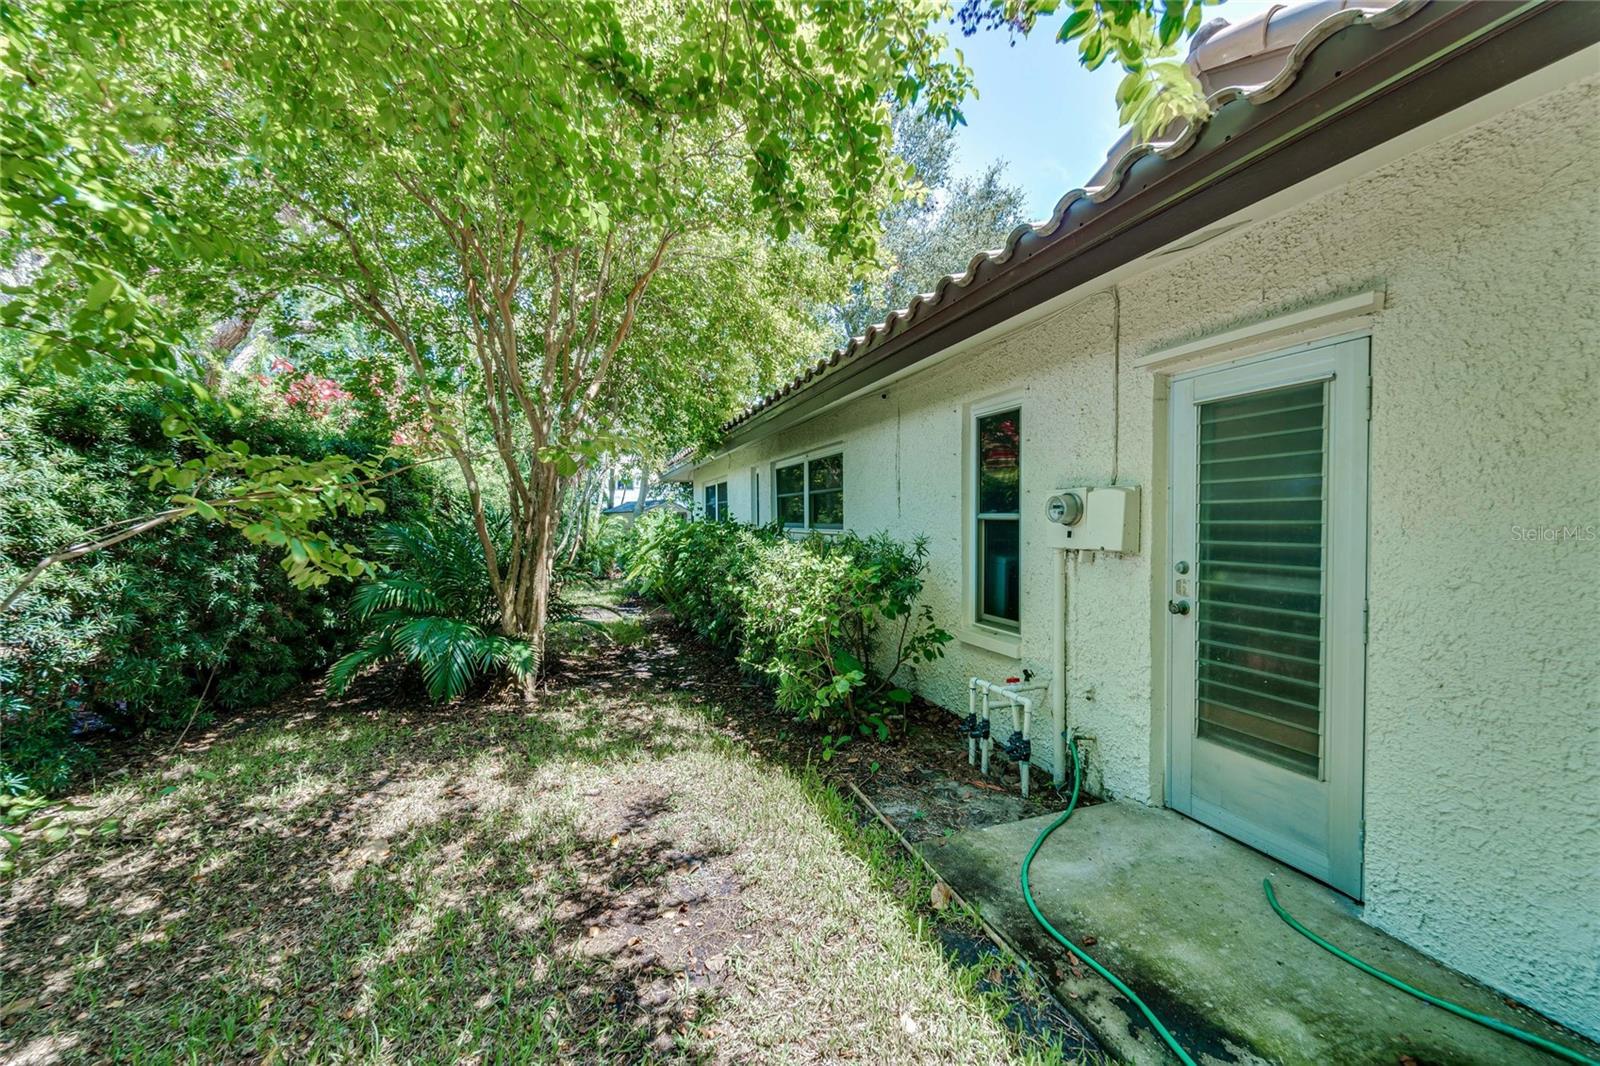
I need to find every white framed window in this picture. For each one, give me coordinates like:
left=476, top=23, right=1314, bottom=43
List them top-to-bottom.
left=974, top=405, right=1021, bottom=630
left=773, top=451, right=844, bottom=531
left=702, top=480, right=729, bottom=522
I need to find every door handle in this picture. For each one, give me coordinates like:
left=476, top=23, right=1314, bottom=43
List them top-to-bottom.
left=1168, top=599, right=1191, bottom=616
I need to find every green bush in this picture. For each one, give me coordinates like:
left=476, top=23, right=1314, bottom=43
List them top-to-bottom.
left=0, top=368, right=437, bottom=793
left=327, top=511, right=539, bottom=702
left=627, top=513, right=950, bottom=747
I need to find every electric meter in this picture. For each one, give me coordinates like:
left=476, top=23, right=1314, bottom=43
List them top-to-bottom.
left=1043, top=485, right=1140, bottom=552
left=1045, top=492, right=1084, bottom=526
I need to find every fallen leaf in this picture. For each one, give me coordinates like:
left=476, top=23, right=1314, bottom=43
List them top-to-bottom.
left=929, top=881, right=953, bottom=911
left=899, top=1009, right=920, bottom=1037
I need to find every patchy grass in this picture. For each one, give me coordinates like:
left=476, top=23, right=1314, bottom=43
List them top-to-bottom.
left=1, top=599, right=1088, bottom=1064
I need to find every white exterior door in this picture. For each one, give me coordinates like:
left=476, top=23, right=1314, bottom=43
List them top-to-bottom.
left=1167, top=337, right=1368, bottom=898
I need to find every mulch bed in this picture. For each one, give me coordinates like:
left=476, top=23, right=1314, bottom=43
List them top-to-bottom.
left=569, top=596, right=1070, bottom=844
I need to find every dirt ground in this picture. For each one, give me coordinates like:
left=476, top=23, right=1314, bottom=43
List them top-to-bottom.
left=615, top=604, right=1071, bottom=844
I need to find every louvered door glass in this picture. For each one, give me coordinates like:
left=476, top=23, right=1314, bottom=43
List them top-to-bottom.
left=1196, top=380, right=1327, bottom=777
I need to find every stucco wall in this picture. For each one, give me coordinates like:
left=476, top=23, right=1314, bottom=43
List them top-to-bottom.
left=693, top=74, right=1600, bottom=1036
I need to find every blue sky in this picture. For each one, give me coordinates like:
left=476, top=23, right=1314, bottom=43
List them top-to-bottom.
left=948, top=1, right=1278, bottom=221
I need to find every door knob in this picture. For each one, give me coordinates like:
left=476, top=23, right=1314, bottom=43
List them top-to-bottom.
left=1167, top=599, right=1191, bottom=616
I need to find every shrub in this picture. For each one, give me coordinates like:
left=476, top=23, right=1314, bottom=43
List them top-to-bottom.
left=0, top=367, right=437, bottom=793
left=327, top=511, right=538, bottom=702
left=627, top=512, right=779, bottom=650
left=627, top=513, right=950, bottom=747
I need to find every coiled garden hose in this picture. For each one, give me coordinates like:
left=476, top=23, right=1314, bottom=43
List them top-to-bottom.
left=1020, top=736, right=1199, bottom=1066
left=1264, top=879, right=1599, bottom=1066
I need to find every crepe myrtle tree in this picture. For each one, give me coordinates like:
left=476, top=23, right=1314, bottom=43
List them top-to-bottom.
left=70, top=0, right=964, bottom=690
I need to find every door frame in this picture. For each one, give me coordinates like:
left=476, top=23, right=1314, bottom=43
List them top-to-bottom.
left=1161, top=333, right=1370, bottom=898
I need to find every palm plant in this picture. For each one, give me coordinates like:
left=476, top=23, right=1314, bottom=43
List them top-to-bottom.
left=328, top=511, right=539, bottom=701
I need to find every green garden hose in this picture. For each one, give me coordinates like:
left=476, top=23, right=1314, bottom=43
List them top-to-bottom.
left=1020, top=736, right=1199, bottom=1066
left=1022, top=737, right=1597, bottom=1066
left=1264, top=879, right=1599, bottom=1066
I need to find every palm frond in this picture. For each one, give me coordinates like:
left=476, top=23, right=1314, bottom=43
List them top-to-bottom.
left=333, top=510, right=545, bottom=702
left=350, top=574, right=447, bottom=621
left=389, top=616, right=493, bottom=702
left=327, top=642, right=389, bottom=697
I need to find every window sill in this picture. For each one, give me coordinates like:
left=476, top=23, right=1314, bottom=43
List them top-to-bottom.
left=957, top=624, right=1022, bottom=659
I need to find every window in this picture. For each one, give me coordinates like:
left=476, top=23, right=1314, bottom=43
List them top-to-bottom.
left=976, top=408, right=1020, bottom=628
left=774, top=452, right=844, bottom=531
left=703, top=481, right=729, bottom=522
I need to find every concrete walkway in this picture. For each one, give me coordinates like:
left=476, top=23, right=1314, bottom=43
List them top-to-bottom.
left=919, top=801, right=1599, bottom=1065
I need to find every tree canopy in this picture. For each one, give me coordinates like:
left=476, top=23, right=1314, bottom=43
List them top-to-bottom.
left=2, top=0, right=973, bottom=670
left=957, top=0, right=1212, bottom=138
left=835, top=109, right=1028, bottom=341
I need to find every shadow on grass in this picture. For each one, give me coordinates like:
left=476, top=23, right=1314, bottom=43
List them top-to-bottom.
left=2, top=600, right=1091, bottom=1064
left=1, top=633, right=733, bottom=1063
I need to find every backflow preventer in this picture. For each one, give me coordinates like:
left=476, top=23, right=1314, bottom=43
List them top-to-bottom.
left=964, top=676, right=1046, bottom=797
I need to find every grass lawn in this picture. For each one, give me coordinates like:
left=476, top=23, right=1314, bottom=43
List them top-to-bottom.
left=1, top=598, right=1083, bottom=1064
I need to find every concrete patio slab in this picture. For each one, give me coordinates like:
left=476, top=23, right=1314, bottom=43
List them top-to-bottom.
left=919, top=800, right=1599, bottom=1065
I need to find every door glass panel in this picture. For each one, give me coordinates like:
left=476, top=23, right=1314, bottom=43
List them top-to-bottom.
left=1196, top=380, right=1327, bottom=777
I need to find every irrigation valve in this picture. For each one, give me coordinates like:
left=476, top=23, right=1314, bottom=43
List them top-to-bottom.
left=1043, top=485, right=1140, bottom=553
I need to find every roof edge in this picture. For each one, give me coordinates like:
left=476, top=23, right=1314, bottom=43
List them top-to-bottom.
left=715, top=0, right=1593, bottom=451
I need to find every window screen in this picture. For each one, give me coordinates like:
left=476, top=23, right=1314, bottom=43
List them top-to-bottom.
left=775, top=463, right=805, bottom=527
left=703, top=481, right=728, bottom=522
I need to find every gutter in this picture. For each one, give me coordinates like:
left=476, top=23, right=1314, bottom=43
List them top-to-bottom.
left=720, top=0, right=1599, bottom=451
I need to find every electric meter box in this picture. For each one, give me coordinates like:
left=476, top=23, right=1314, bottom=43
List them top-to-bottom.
left=1042, top=485, right=1140, bottom=553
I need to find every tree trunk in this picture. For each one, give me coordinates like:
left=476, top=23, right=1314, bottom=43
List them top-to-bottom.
left=201, top=296, right=273, bottom=391
left=629, top=463, right=653, bottom=525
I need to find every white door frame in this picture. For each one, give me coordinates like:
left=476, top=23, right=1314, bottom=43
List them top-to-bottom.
left=1164, top=334, right=1369, bottom=898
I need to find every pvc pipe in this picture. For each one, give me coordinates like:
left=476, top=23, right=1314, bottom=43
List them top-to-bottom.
left=1051, top=548, right=1067, bottom=786
left=966, top=675, right=979, bottom=758
left=968, top=676, right=1046, bottom=799
left=966, top=679, right=977, bottom=766
left=979, top=687, right=991, bottom=775
left=1016, top=691, right=1033, bottom=799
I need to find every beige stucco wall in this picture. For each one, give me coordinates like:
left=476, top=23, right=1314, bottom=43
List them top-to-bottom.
left=693, top=74, right=1600, bottom=1037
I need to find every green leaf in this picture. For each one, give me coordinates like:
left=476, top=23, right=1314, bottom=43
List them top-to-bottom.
left=1057, top=9, right=1094, bottom=41
left=83, top=275, right=117, bottom=311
